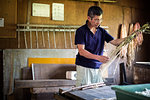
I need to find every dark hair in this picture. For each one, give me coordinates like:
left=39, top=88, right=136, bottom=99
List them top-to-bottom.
left=88, top=6, right=103, bottom=19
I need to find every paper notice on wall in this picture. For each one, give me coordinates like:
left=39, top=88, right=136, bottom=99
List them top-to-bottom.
left=32, top=3, right=50, bottom=17
left=52, top=3, right=64, bottom=21
left=0, top=18, right=4, bottom=27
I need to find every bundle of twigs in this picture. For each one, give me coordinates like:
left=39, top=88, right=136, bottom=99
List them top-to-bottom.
left=100, top=23, right=150, bottom=77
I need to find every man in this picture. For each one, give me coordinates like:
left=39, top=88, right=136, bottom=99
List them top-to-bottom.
left=75, top=6, right=125, bottom=86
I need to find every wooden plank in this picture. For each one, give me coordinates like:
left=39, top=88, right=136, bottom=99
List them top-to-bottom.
left=32, top=64, right=76, bottom=79
left=21, top=67, right=32, bottom=80
left=15, top=79, right=76, bottom=88
left=32, top=86, right=74, bottom=94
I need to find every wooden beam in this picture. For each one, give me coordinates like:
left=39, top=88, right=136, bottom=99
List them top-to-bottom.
left=70, top=0, right=117, bottom=3
left=15, top=79, right=76, bottom=88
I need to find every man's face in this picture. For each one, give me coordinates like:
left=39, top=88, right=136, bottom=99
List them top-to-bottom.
left=88, top=15, right=103, bottom=28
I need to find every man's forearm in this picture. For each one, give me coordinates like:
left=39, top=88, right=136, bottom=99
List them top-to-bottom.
left=110, top=38, right=125, bottom=46
left=78, top=48, right=98, bottom=60
left=78, top=48, right=109, bottom=63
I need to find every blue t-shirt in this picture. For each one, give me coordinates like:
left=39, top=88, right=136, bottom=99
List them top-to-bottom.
left=75, top=21, right=114, bottom=69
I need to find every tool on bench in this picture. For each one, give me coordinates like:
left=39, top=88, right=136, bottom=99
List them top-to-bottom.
left=61, top=82, right=106, bottom=94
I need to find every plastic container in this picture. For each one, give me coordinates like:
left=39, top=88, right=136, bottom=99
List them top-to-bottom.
left=111, top=84, right=150, bottom=100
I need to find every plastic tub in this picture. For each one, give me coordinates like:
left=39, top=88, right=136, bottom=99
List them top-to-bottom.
left=111, top=84, right=150, bottom=100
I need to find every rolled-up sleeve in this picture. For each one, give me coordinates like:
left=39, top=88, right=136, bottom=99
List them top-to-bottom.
left=75, top=28, right=85, bottom=45
left=104, top=30, right=114, bottom=43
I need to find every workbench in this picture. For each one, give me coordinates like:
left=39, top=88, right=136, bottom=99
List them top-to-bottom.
left=134, top=62, right=150, bottom=84
left=54, top=86, right=116, bottom=100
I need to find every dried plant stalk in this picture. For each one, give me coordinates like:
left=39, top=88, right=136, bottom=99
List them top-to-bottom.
left=99, top=23, right=150, bottom=78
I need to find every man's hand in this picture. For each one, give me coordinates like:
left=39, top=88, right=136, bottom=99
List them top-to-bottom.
left=77, top=44, right=109, bottom=63
left=96, top=55, right=109, bottom=63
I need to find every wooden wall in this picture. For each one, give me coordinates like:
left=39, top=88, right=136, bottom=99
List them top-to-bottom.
left=0, top=0, right=149, bottom=49
left=0, top=0, right=17, bottom=38
left=1, top=0, right=150, bottom=99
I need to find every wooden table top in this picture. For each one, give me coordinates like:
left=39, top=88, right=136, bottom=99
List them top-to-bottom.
left=58, top=86, right=116, bottom=100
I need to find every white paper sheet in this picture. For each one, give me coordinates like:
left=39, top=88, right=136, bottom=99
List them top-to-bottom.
left=32, top=3, right=50, bottom=17
left=52, top=3, right=64, bottom=21
left=0, top=18, right=4, bottom=27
